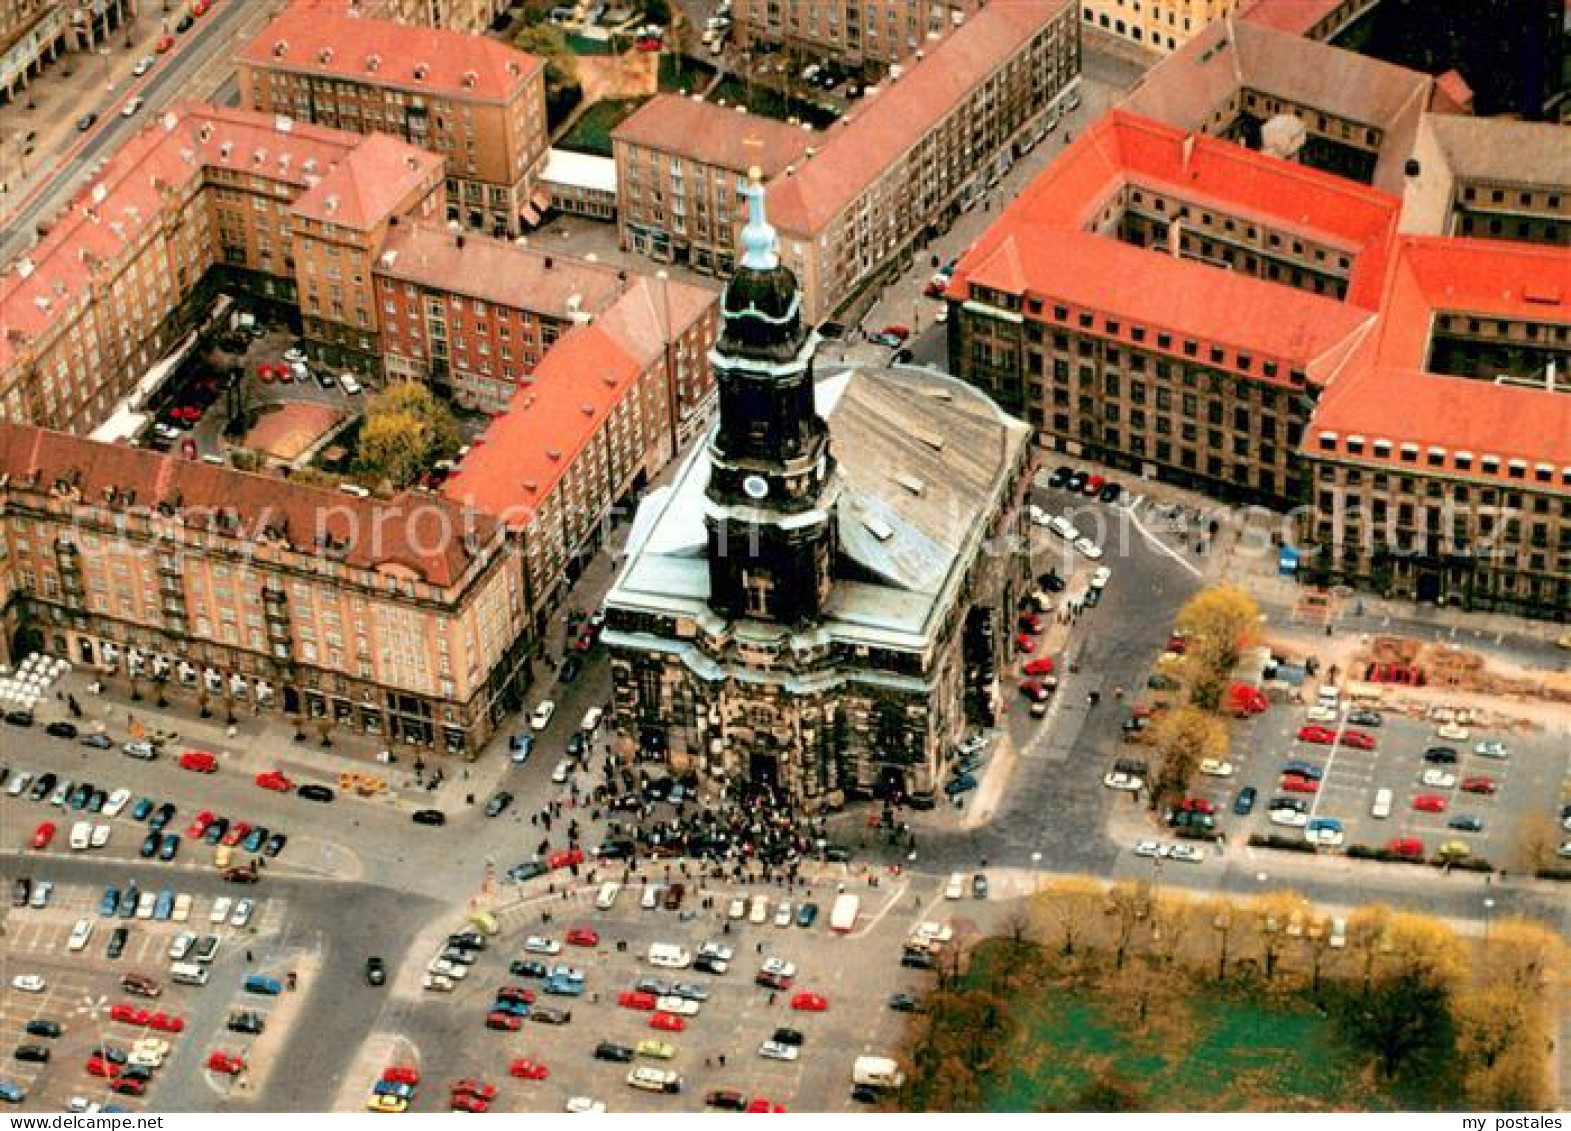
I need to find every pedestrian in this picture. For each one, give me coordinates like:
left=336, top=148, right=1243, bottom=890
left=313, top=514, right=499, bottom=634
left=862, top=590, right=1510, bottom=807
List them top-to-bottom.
left=245, top=949, right=254, bottom=963
left=768, top=991, right=777, bottom=1005
left=718, top=1054, right=726, bottom=1068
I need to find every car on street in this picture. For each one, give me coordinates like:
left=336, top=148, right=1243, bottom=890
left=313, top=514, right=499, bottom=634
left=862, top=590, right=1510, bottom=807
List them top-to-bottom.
left=133, top=55, right=156, bottom=75
left=121, top=97, right=143, bottom=117
left=76, top=113, right=98, bottom=132
left=1296, top=725, right=1336, bottom=744
left=1474, top=740, right=1508, bottom=759
left=1420, top=769, right=1456, bottom=789
left=255, top=770, right=292, bottom=792
left=484, top=790, right=514, bottom=818
left=1413, top=794, right=1448, bottom=813
left=412, top=809, right=446, bottom=826
left=1448, top=815, right=1484, bottom=832
left=365, top=956, right=386, bottom=985
left=758, top=1040, right=799, bottom=1061
left=595, top=1042, right=634, bottom=1063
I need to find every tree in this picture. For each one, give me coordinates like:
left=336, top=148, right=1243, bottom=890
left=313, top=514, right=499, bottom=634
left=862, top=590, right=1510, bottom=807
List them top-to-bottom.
left=515, top=25, right=580, bottom=101
left=355, top=381, right=461, bottom=490
left=1174, top=586, right=1259, bottom=710
left=1146, top=706, right=1227, bottom=809
left=1509, top=813, right=1564, bottom=873
left=1035, top=877, right=1104, bottom=958
left=1103, top=881, right=1150, bottom=971
left=1248, top=891, right=1310, bottom=982
left=1203, top=898, right=1239, bottom=982
left=1337, top=965, right=1455, bottom=1080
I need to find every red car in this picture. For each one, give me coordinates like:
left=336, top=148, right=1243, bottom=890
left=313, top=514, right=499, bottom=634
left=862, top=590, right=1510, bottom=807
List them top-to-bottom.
left=192, top=0, right=210, bottom=14
left=155, top=35, right=174, bottom=52
left=635, top=35, right=662, bottom=51
left=879, top=324, right=911, bottom=342
left=1083, top=474, right=1106, bottom=497
left=1017, top=611, right=1042, bottom=634
left=1014, top=632, right=1037, bottom=654
left=1165, top=633, right=1188, bottom=653
left=1023, top=656, right=1055, bottom=676
left=1019, top=680, right=1050, bottom=702
left=1296, top=725, right=1335, bottom=744
left=1342, top=730, right=1376, bottom=750
left=179, top=749, right=218, bottom=773
left=255, top=770, right=293, bottom=792
left=1280, top=775, right=1319, bottom=794
left=1460, top=776, right=1497, bottom=795
left=1412, top=794, right=1448, bottom=813
left=1177, top=797, right=1215, bottom=814
left=186, top=811, right=215, bottom=838
left=31, top=821, right=56, bottom=850
left=221, top=822, right=252, bottom=848
left=1387, top=836, right=1424, bottom=858
left=547, top=848, right=584, bottom=870
left=565, top=927, right=599, bottom=947
left=496, top=986, right=535, bottom=1005
left=618, top=990, right=657, bottom=1011
left=790, top=992, right=828, bottom=1012
left=110, top=1002, right=150, bottom=1026
left=148, top=1011, right=184, bottom=1034
left=485, top=1011, right=523, bottom=1031
left=649, top=1012, right=685, bottom=1033
left=206, top=1051, right=246, bottom=1076
left=86, top=1055, right=120, bottom=1078
left=509, top=1057, right=549, bottom=1080
left=383, top=1066, right=420, bottom=1086
left=109, top=1077, right=145, bottom=1096
left=451, top=1080, right=497, bottom=1102
left=451, top=1093, right=490, bottom=1114
left=747, top=1098, right=786, bottom=1113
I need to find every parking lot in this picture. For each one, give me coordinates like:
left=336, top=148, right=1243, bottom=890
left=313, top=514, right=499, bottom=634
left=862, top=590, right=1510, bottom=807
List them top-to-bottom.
left=1220, top=697, right=1563, bottom=867
left=357, top=873, right=956, bottom=1113
left=1, top=878, right=287, bottom=1112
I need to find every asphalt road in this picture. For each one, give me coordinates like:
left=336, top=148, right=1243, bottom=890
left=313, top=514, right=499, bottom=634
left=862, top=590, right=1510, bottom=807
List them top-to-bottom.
left=0, top=0, right=255, bottom=267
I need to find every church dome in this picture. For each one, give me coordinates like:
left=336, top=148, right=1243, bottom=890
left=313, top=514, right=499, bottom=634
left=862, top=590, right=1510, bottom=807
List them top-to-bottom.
left=718, top=168, right=806, bottom=360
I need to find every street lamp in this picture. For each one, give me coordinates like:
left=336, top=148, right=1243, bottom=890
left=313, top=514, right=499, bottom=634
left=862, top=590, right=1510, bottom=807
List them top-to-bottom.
left=1482, top=897, right=1496, bottom=942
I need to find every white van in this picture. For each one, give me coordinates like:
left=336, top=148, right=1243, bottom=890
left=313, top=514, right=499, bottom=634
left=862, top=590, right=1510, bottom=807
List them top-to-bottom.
left=580, top=706, right=604, bottom=734
left=1371, top=788, right=1393, bottom=819
left=70, top=821, right=92, bottom=851
left=944, top=872, right=965, bottom=900
left=595, top=882, right=621, bottom=910
left=748, top=894, right=769, bottom=924
left=1328, top=917, right=1348, bottom=950
left=647, top=943, right=691, bottom=969
left=169, top=962, right=209, bottom=987
left=852, top=1055, right=906, bottom=1089
left=626, top=1065, right=681, bottom=1093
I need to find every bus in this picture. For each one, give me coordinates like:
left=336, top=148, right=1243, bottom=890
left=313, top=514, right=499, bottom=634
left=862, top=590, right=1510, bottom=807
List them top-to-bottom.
left=829, top=893, right=860, bottom=934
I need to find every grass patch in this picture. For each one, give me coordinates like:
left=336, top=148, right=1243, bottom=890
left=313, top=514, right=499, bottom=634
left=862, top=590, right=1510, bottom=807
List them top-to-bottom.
left=566, top=32, right=616, bottom=55
left=659, top=53, right=714, bottom=93
left=558, top=95, right=652, bottom=155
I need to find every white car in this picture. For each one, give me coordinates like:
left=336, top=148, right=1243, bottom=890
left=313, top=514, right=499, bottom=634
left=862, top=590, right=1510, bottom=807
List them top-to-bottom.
left=132, top=55, right=156, bottom=76
left=120, top=96, right=143, bottom=117
left=283, top=346, right=306, bottom=363
left=338, top=372, right=363, bottom=396
left=1027, top=505, right=1053, bottom=528
left=1074, top=537, right=1104, bottom=560
left=1089, top=566, right=1112, bottom=589
left=530, top=700, right=556, bottom=730
left=1306, top=704, right=1339, bottom=722
left=1436, top=722, right=1470, bottom=741
left=957, top=735, right=988, bottom=757
left=1474, top=740, right=1508, bottom=759
left=551, top=759, right=572, bottom=784
left=1198, top=759, right=1234, bottom=778
left=1421, top=769, right=1456, bottom=789
left=7, top=771, right=31, bottom=796
left=1102, top=771, right=1143, bottom=792
left=103, top=788, right=131, bottom=818
left=1269, top=808, right=1310, bottom=828
left=70, top=820, right=92, bottom=851
left=91, top=824, right=111, bottom=849
left=1305, top=825, right=1345, bottom=847
left=1133, top=840, right=1164, bottom=859
left=1558, top=842, right=1571, bottom=860
left=1167, top=844, right=1206, bottom=863
left=30, top=881, right=53, bottom=908
left=640, top=885, right=662, bottom=909
left=171, top=893, right=192, bottom=922
left=210, top=896, right=234, bottom=925
left=726, top=897, right=747, bottom=920
left=748, top=897, right=769, bottom=925
left=230, top=898, right=254, bottom=928
left=774, top=901, right=793, bottom=928
left=67, top=919, right=94, bottom=952
left=913, top=921, right=954, bottom=944
left=169, top=931, right=197, bottom=960
left=524, top=936, right=562, bottom=955
left=698, top=941, right=734, bottom=962
left=760, top=957, right=796, bottom=979
left=427, top=958, right=467, bottom=980
left=423, top=973, right=456, bottom=992
left=11, top=974, right=46, bottom=993
left=654, top=995, right=700, bottom=1016
left=758, top=1041, right=799, bottom=1061
left=565, top=1097, right=606, bottom=1113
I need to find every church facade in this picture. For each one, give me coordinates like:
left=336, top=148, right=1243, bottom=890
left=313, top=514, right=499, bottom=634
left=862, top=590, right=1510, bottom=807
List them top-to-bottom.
left=600, top=172, right=1032, bottom=812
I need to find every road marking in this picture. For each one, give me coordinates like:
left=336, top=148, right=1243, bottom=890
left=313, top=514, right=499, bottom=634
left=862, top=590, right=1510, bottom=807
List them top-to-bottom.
left=1125, top=503, right=1203, bottom=579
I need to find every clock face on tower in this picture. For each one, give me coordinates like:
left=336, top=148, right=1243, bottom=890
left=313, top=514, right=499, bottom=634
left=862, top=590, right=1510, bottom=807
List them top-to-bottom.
left=743, top=475, right=769, bottom=501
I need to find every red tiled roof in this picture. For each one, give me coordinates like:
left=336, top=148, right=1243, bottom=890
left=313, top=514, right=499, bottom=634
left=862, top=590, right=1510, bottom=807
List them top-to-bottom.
left=239, top=0, right=542, bottom=102
left=765, top=0, right=1071, bottom=235
left=1240, top=0, right=1350, bottom=35
left=611, top=95, right=814, bottom=176
left=0, top=104, right=435, bottom=371
left=949, top=111, right=1395, bottom=370
left=292, top=130, right=443, bottom=229
left=1309, top=236, right=1571, bottom=485
left=441, top=325, right=644, bottom=524
left=0, top=421, right=497, bottom=587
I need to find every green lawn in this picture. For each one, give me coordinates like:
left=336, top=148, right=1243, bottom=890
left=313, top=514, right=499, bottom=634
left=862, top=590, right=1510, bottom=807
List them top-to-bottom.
left=558, top=96, right=652, bottom=155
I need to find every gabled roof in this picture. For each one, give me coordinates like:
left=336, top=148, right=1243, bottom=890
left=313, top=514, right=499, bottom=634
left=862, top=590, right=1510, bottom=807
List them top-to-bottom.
left=239, top=0, right=542, bottom=102
left=764, top=0, right=1071, bottom=235
left=611, top=95, right=814, bottom=176
left=1417, top=114, right=1571, bottom=188
left=292, top=131, right=443, bottom=229
left=592, top=274, right=717, bottom=368
left=0, top=421, right=496, bottom=587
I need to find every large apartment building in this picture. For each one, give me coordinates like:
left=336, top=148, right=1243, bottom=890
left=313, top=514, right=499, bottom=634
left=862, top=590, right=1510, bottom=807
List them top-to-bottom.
left=730, top=0, right=981, bottom=70
left=765, top=0, right=1079, bottom=325
left=1080, top=0, right=1243, bottom=55
left=238, top=2, right=549, bottom=238
left=613, top=96, right=813, bottom=278
left=0, top=104, right=444, bottom=433
left=948, top=110, right=1398, bottom=508
left=374, top=220, right=719, bottom=424
left=0, top=421, right=530, bottom=754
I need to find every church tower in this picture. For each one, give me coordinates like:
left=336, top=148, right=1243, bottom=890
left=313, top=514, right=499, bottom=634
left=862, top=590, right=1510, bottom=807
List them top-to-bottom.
left=704, top=168, right=838, bottom=626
